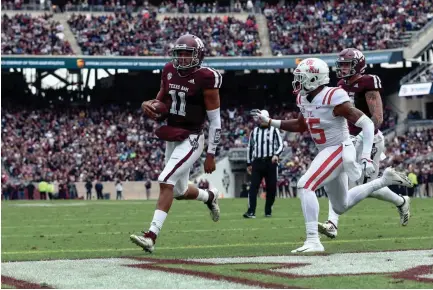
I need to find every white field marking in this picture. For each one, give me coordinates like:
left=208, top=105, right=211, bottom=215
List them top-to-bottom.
left=5, top=201, right=157, bottom=207
left=8, top=203, right=91, bottom=207
left=2, top=211, right=404, bottom=223
left=2, top=212, right=278, bottom=222
left=3, top=214, right=417, bottom=229
left=1, top=221, right=401, bottom=238
left=1, top=225, right=300, bottom=238
left=2, top=236, right=433, bottom=256
left=188, top=249, right=433, bottom=275
left=0, top=258, right=254, bottom=289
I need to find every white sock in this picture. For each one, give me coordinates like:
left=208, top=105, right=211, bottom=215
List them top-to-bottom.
left=346, top=178, right=386, bottom=211
left=370, top=187, right=405, bottom=206
left=299, top=188, right=320, bottom=242
left=196, top=189, right=210, bottom=202
left=327, top=199, right=340, bottom=228
left=149, top=209, right=167, bottom=236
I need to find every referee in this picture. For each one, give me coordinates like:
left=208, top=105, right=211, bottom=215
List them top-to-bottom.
left=243, top=110, right=283, bottom=218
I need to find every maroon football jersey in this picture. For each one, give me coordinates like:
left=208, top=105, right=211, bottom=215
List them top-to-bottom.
left=160, top=62, right=222, bottom=132
left=338, top=74, right=382, bottom=135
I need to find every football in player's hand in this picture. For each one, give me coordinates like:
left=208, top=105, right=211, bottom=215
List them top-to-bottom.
left=150, top=100, right=168, bottom=120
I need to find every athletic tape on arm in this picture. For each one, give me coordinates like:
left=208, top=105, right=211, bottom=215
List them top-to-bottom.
left=207, top=108, right=221, bottom=154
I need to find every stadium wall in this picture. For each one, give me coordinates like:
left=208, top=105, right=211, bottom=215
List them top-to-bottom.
left=1, top=50, right=403, bottom=70
left=194, top=157, right=235, bottom=198
left=73, top=181, right=160, bottom=200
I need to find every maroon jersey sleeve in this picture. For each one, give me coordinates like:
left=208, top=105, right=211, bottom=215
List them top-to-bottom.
left=157, top=62, right=175, bottom=104
left=161, top=62, right=173, bottom=90
left=200, top=67, right=223, bottom=89
left=360, top=74, right=382, bottom=92
left=337, top=79, right=345, bottom=87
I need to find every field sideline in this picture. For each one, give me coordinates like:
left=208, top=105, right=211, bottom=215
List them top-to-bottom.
left=1, top=198, right=433, bottom=288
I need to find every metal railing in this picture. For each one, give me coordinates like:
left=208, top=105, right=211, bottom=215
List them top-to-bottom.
left=408, top=18, right=433, bottom=45
left=400, top=63, right=433, bottom=85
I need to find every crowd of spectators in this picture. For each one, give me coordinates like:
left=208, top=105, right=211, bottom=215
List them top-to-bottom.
left=2, top=0, right=25, bottom=11
left=4, top=0, right=432, bottom=56
left=157, top=0, right=232, bottom=13
left=265, top=0, right=433, bottom=56
left=67, top=12, right=261, bottom=56
left=1, top=13, right=74, bottom=55
left=2, top=97, right=431, bottom=200
left=0, top=103, right=260, bottom=185
left=1, top=104, right=164, bottom=184
left=407, top=110, right=423, bottom=120
left=380, top=128, right=433, bottom=197
left=381, top=128, right=433, bottom=170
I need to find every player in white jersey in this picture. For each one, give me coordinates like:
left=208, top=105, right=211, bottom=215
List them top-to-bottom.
left=318, top=48, right=410, bottom=240
left=252, top=58, right=413, bottom=252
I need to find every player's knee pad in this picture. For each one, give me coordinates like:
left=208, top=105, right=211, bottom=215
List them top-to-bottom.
left=173, top=184, right=188, bottom=199
left=331, top=202, right=348, bottom=215
left=331, top=205, right=344, bottom=215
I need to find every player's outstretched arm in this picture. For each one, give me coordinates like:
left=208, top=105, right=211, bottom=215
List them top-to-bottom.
left=204, top=88, right=221, bottom=174
left=365, top=90, right=384, bottom=130
left=334, top=101, right=374, bottom=159
left=251, top=109, right=307, bottom=132
left=276, top=114, right=308, bottom=133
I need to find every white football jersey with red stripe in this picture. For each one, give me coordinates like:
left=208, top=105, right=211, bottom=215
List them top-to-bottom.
left=296, top=86, right=351, bottom=151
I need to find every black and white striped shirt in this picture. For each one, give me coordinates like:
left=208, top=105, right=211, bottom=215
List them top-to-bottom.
left=247, top=126, right=283, bottom=165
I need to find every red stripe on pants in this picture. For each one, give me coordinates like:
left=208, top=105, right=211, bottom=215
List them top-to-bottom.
left=304, top=145, right=343, bottom=189
left=163, top=148, right=194, bottom=183
left=311, top=157, right=343, bottom=191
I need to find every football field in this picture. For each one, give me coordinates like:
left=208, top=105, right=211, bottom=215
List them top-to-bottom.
left=1, top=198, right=433, bottom=288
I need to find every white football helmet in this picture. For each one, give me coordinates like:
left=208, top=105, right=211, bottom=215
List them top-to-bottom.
left=292, top=58, right=330, bottom=96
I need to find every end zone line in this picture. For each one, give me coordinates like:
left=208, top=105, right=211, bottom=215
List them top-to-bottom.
left=2, top=215, right=421, bottom=229
left=1, top=222, right=401, bottom=238
left=2, top=236, right=432, bottom=255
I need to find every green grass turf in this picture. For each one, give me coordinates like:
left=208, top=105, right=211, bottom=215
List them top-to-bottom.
left=1, top=198, right=432, bottom=288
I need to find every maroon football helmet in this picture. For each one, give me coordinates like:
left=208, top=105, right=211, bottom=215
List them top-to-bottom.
left=171, top=34, right=205, bottom=70
left=336, top=48, right=366, bottom=79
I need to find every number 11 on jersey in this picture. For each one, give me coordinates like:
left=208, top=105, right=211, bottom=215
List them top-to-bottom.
left=169, top=90, right=186, bottom=116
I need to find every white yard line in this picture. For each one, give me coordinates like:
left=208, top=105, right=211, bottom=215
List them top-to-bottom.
left=2, top=236, right=432, bottom=255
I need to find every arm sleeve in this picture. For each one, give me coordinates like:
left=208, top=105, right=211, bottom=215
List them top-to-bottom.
left=206, top=108, right=221, bottom=155
left=354, top=115, right=375, bottom=159
left=273, top=128, right=283, bottom=156
left=247, top=129, right=254, bottom=165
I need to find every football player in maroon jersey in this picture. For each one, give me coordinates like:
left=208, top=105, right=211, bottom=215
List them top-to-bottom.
left=130, top=34, right=223, bottom=253
left=318, top=48, right=410, bottom=239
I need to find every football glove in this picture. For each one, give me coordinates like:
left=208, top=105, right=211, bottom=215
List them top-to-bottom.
left=251, top=109, right=270, bottom=125
left=360, top=156, right=375, bottom=177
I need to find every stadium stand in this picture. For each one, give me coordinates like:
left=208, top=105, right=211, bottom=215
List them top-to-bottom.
left=2, top=0, right=432, bottom=56
left=265, top=0, right=433, bottom=55
left=1, top=1, right=432, bottom=200
left=1, top=13, right=74, bottom=55
left=67, top=13, right=261, bottom=56
left=0, top=99, right=406, bottom=193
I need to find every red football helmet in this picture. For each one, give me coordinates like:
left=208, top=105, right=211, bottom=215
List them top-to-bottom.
left=171, top=34, right=205, bottom=70
left=336, top=48, right=366, bottom=79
